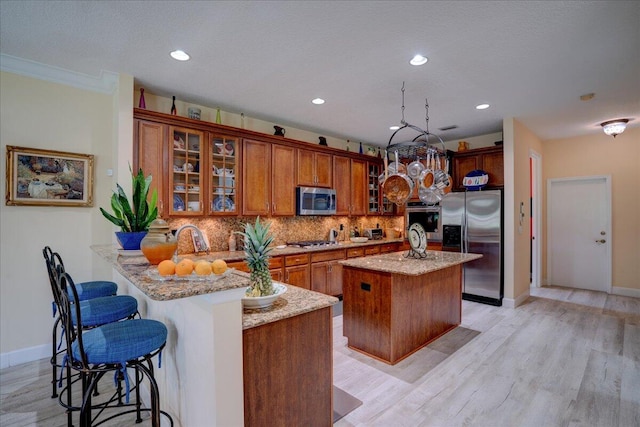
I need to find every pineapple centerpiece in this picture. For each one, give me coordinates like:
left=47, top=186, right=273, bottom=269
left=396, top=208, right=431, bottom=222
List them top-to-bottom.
left=238, top=217, right=276, bottom=297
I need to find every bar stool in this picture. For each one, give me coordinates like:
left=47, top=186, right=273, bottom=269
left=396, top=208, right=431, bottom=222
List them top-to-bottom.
left=44, top=248, right=139, bottom=399
left=56, top=270, right=173, bottom=427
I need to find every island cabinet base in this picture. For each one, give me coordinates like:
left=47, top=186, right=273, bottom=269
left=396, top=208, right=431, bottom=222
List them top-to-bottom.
left=343, top=265, right=462, bottom=364
left=243, top=306, right=333, bottom=426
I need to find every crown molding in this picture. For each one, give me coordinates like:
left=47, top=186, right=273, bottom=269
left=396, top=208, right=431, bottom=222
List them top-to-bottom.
left=0, top=53, right=118, bottom=94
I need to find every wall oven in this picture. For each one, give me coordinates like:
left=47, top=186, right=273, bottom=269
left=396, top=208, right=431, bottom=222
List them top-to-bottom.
left=405, top=202, right=442, bottom=242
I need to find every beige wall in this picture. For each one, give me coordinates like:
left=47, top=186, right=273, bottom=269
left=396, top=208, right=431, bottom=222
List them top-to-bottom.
left=0, top=71, right=120, bottom=358
left=510, top=120, right=543, bottom=302
left=542, top=127, right=640, bottom=291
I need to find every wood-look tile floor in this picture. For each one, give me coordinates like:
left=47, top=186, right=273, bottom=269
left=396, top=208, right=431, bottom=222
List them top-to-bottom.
left=1, top=285, right=638, bottom=426
left=333, top=286, right=640, bottom=427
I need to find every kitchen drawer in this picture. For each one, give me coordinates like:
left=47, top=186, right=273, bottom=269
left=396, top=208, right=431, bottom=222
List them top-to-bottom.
left=379, top=243, right=400, bottom=253
left=365, top=246, right=380, bottom=255
left=346, top=247, right=365, bottom=258
left=311, top=249, right=346, bottom=263
left=285, top=253, right=310, bottom=267
left=228, top=256, right=283, bottom=272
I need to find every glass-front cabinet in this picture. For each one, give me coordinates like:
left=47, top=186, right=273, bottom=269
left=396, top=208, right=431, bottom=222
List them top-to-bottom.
left=170, top=127, right=203, bottom=215
left=209, top=134, right=239, bottom=214
left=368, top=162, right=395, bottom=215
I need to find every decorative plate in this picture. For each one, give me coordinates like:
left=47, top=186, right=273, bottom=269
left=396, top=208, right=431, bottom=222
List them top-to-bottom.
left=463, top=170, right=489, bottom=191
left=173, top=195, right=185, bottom=211
left=213, top=196, right=234, bottom=211
left=408, top=223, right=427, bottom=254
left=146, top=267, right=235, bottom=282
left=242, top=283, right=287, bottom=309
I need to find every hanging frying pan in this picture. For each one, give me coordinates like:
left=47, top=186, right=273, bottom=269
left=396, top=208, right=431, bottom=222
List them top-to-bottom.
left=382, top=151, right=413, bottom=205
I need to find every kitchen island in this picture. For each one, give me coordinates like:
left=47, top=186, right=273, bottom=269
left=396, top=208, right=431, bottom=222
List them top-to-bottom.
left=92, top=245, right=337, bottom=427
left=340, top=251, right=482, bottom=364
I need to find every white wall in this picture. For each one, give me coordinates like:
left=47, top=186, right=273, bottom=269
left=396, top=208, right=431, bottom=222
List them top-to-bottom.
left=0, top=70, right=123, bottom=366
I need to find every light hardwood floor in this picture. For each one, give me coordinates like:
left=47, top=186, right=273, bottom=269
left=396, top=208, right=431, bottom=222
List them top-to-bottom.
left=1, top=285, right=639, bottom=426
left=333, top=286, right=640, bottom=427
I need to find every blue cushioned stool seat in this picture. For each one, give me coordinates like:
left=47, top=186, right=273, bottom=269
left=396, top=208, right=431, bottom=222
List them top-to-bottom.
left=71, top=280, right=118, bottom=302
left=72, top=295, right=138, bottom=328
left=72, top=319, right=168, bottom=365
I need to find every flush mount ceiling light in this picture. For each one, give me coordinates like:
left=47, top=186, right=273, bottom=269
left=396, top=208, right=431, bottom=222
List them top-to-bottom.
left=170, top=50, right=190, bottom=61
left=410, top=54, right=428, bottom=66
left=311, top=98, right=325, bottom=105
left=476, top=104, right=490, bottom=110
left=600, top=119, right=629, bottom=138
left=389, top=125, right=400, bottom=131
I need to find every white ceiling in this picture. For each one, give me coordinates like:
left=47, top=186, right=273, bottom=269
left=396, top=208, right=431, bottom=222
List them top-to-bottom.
left=1, top=1, right=639, bottom=146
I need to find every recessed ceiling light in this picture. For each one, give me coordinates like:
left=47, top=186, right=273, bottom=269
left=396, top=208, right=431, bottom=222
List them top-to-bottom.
left=170, top=50, right=190, bottom=61
left=410, top=54, right=428, bottom=66
left=311, top=98, right=325, bottom=105
left=476, top=104, right=490, bottom=110
left=390, top=125, right=400, bottom=131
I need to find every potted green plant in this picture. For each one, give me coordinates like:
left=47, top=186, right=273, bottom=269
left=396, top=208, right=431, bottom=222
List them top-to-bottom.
left=100, top=167, right=158, bottom=250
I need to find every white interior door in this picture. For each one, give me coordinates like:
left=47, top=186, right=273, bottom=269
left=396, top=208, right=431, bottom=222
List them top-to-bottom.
left=547, top=176, right=611, bottom=292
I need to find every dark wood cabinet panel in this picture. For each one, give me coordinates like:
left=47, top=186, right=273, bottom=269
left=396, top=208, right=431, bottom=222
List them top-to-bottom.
left=135, top=120, right=167, bottom=216
left=242, top=139, right=271, bottom=215
left=271, top=144, right=296, bottom=215
left=451, top=146, right=504, bottom=192
left=297, top=149, right=332, bottom=187
left=243, top=308, right=333, bottom=426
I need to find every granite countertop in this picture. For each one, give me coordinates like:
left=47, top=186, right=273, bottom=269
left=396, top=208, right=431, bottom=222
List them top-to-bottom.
left=92, top=244, right=338, bottom=329
left=339, top=250, right=483, bottom=275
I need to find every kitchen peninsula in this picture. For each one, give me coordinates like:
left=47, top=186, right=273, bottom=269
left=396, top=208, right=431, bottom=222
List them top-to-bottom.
left=92, top=245, right=338, bottom=427
left=340, top=251, right=482, bottom=364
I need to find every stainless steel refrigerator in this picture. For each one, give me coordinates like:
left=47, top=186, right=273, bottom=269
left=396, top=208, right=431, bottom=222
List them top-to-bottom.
left=440, top=189, right=503, bottom=306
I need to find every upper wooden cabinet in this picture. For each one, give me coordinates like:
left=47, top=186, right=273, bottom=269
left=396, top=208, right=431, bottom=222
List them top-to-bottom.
left=135, top=120, right=167, bottom=216
left=169, top=126, right=204, bottom=216
left=209, top=134, right=240, bottom=215
left=242, top=139, right=296, bottom=216
left=451, top=145, right=504, bottom=192
left=297, top=149, right=332, bottom=188
left=333, top=157, right=367, bottom=216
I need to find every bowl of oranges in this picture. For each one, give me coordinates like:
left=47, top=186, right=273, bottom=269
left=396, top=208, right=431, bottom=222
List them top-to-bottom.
left=148, top=258, right=232, bottom=281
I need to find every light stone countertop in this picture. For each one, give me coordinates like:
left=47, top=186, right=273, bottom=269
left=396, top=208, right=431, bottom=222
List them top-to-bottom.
left=92, top=244, right=338, bottom=330
left=339, top=250, right=483, bottom=275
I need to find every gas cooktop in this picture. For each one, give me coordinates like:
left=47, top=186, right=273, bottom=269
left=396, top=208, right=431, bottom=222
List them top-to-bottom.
left=286, top=240, right=339, bottom=248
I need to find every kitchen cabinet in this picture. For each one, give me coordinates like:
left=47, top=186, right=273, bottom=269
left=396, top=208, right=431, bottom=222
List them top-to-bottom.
left=135, top=120, right=167, bottom=216
left=169, top=126, right=204, bottom=216
left=208, top=134, right=239, bottom=214
left=242, top=139, right=296, bottom=216
left=452, top=146, right=504, bottom=192
left=297, top=149, right=332, bottom=188
left=334, top=156, right=367, bottom=216
left=367, top=162, right=394, bottom=215
left=379, top=242, right=400, bottom=253
left=346, top=247, right=365, bottom=258
left=310, top=249, right=346, bottom=296
left=284, top=253, right=310, bottom=289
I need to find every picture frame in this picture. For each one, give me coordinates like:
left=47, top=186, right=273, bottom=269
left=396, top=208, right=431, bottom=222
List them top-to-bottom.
left=5, top=145, right=94, bottom=207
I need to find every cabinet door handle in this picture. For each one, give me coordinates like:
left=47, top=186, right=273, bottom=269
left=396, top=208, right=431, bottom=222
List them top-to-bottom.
left=266, top=202, right=270, bottom=211
left=272, top=202, right=276, bottom=212
left=286, top=271, right=289, bottom=281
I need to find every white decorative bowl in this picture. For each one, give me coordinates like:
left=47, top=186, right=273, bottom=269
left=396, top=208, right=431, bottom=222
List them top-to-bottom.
left=350, top=237, right=369, bottom=243
left=242, top=283, right=287, bottom=309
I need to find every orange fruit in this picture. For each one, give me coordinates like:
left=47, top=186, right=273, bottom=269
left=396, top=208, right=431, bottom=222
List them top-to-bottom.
left=175, top=259, right=194, bottom=276
left=211, top=259, right=228, bottom=275
left=157, top=260, right=176, bottom=276
left=194, top=260, right=212, bottom=276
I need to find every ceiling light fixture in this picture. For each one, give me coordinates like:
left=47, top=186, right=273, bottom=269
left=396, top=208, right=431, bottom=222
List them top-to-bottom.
left=170, top=50, right=190, bottom=61
left=410, top=54, right=428, bottom=66
left=311, top=98, right=325, bottom=105
left=476, top=104, right=490, bottom=110
left=600, top=119, right=629, bottom=138
left=389, top=125, right=400, bottom=131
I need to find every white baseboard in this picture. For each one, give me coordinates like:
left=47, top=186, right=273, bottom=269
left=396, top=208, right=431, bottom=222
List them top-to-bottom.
left=611, top=286, right=640, bottom=298
left=503, top=289, right=531, bottom=309
left=0, top=343, right=49, bottom=369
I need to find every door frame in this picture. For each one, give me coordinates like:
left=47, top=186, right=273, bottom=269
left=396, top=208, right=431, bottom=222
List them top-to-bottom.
left=530, top=149, right=542, bottom=287
left=546, top=175, right=612, bottom=292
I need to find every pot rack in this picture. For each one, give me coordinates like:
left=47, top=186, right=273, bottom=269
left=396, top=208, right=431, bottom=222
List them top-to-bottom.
left=385, top=83, right=446, bottom=162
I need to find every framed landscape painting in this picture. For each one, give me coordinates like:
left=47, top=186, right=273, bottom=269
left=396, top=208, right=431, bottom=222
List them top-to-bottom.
left=5, top=145, right=94, bottom=207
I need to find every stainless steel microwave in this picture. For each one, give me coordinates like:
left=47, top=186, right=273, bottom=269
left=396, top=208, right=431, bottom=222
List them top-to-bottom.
left=296, top=187, right=336, bottom=215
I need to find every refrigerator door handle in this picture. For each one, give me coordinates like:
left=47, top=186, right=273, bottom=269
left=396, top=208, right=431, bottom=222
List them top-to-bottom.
left=461, top=213, right=467, bottom=253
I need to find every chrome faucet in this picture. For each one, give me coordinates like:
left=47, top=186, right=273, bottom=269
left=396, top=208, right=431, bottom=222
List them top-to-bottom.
left=173, top=224, right=210, bottom=262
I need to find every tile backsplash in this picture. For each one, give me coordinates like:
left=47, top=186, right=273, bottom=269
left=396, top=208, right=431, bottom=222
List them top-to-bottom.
left=168, top=215, right=404, bottom=254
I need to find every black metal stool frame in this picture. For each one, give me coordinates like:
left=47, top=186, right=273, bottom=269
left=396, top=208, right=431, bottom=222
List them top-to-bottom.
left=56, top=270, right=173, bottom=427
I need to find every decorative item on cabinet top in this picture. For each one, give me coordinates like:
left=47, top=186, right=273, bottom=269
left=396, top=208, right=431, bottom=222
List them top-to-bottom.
left=274, top=125, right=286, bottom=136
left=319, top=136, right=328, bottom=146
